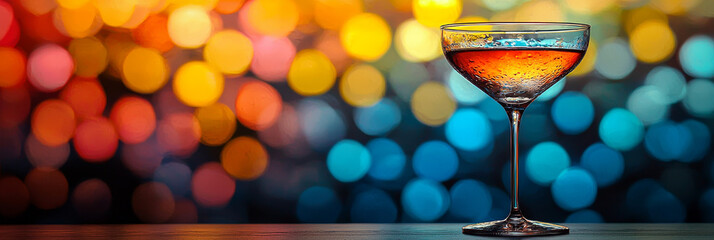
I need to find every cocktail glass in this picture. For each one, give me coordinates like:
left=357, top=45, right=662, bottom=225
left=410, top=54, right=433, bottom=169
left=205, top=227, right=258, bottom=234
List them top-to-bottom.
left=441, top=22, right=590, bottom=236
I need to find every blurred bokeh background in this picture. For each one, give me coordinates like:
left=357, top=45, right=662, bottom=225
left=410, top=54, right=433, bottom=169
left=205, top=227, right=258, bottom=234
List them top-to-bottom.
left=0, top=0, right=713, bottom=224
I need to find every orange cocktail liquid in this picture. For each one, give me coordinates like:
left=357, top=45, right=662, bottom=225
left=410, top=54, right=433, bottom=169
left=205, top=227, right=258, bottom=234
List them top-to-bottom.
left=445, top=48, right=584, bottom=107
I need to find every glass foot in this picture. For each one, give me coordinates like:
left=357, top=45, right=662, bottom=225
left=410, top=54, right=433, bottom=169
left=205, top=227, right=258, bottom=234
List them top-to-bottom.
left=462, top=218, right=568, bottom=237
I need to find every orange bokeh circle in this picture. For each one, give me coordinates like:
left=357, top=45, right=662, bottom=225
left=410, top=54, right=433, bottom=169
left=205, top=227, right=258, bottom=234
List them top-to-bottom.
left=132, top=14, right=174, bottom=52
left=0, top=47, right=25, bottom=87
left=59, top=77, right=106, bottom=120
left=235, top=80, right=282, bottom=130
left=110, top=96, right=156, bottom=144
left=31, top=99, right=76, bottom=146
left=73, top=117, right=119, bottom=163
left=221, top=136, right=269, bottom=180
left=24, top=168, right=69, bottom=210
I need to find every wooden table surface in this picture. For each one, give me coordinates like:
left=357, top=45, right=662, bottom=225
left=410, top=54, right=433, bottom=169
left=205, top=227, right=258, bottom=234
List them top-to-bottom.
left=0, top=223, right=713, bottom=239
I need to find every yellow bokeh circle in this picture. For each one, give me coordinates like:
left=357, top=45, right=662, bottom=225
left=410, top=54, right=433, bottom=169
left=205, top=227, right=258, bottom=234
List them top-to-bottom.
left=57, top=0, right=90, bottom=9
left=94, top=0, right=136, bottom=27
left=140, top=0, right=167, bottom=13
left=168, top=0, right=219, bottom=10
left=215, top=0, right=245, bottom=14
left=244, top=0, right=299, bottom=37
left=314, top=0, right=363, bottom=30
left=413, top=0, right=462, bottom=27
left=515, top=0, right=564, bottom=22
left=564, top=0, right=615, bottom=15
left=650, top=0, right=699, bottom=15
left=55, top=3, right=103, bottom=38
left=119, top=4, right=152, bottom=29
left=167, top=5, right=212, bottom=48
left=624, top=7, right=668, bottom=36
left=340, top=13, right=391, bottom=62
left=395, top=19, right=441, bottom=62
left=629, top=20, right=676, bottom=64
left=204, top=30, right=253, bottom=75
left=68, top=37, right=108, bottom=77
left=570, top=41, right=597, bottom=77
left=122, top=46, right=169, bottom=94
left=287, top=49, right=336, bottom=96
left=173, top=61, right=224, bottom=107
left=339, top=64, right=385, bottom=107
left=411, top=81, right=456, bottom=126
left=194, top=103, right=236, bottom=146
left=221, top=136, right=269, bottom=180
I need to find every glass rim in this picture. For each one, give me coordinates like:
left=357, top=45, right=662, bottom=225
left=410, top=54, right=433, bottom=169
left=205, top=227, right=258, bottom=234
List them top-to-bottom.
left=440, top=22, right=591, bottom=33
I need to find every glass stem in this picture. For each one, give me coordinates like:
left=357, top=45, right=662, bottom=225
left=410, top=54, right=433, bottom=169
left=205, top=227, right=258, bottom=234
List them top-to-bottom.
left=506, top=107, right=524, bottom=221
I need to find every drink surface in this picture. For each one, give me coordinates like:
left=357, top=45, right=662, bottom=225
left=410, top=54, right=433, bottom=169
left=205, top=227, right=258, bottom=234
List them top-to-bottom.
left=445, top=48, right=584, bottom=108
